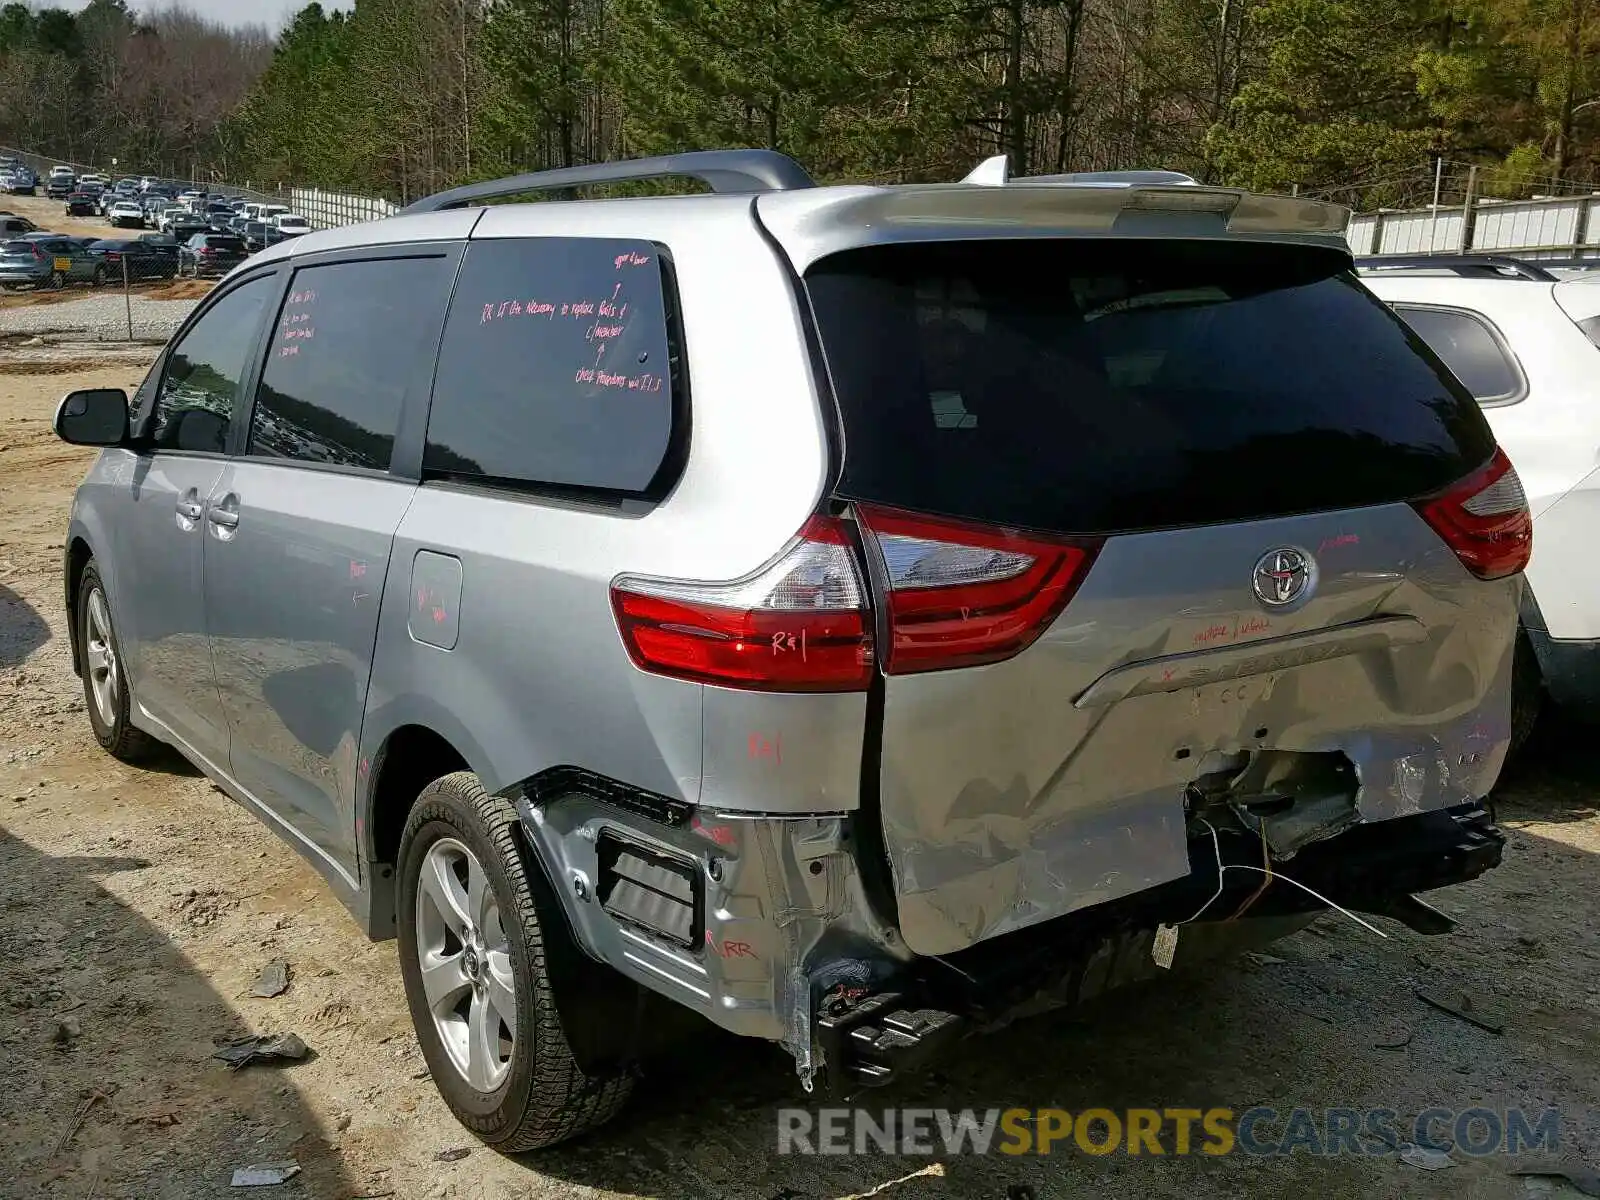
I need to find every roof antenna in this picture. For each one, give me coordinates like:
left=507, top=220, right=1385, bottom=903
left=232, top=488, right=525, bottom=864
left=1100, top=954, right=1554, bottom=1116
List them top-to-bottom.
left=961, top=155, right=1009, bottom=186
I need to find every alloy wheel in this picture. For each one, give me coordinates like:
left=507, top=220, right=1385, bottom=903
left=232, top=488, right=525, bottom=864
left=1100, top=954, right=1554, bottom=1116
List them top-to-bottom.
left=83, top=588, right=119, bottom=729
left=413, top=837, right=517, bottom=1092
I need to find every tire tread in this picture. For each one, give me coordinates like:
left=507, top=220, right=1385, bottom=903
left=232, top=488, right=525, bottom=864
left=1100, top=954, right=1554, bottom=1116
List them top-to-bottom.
left=400, top=772, right=633, bottom=1151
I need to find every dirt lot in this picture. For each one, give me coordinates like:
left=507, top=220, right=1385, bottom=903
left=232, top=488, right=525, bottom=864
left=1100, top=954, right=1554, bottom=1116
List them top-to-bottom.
left=3, top=189, right=144, bottom=241
left=0, top=353, right=1597, bottom=1200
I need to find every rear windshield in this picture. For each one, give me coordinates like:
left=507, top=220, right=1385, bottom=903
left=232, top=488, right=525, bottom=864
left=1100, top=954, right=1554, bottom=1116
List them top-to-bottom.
left=205, top=237, right=245, bottom=250
left=805, top=240, right=1495, bottom=535
left=1, top=241, right=33, bottom=254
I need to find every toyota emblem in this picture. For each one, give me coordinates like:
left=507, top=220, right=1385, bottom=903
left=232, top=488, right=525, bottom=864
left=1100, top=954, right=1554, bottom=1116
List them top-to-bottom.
left=1252, top=547, right=1315, bottom=608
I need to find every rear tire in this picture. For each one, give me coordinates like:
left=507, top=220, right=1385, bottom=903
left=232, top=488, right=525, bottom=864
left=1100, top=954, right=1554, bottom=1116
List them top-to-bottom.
left=92, top=265, right=106, bottom=288
left=48, top=270, right=64, bottom=290
left=77, top=563, right=159, bottom=764
left=1508, top=631, right=1542, bottom=760
left=396, top=772, right=635, bottom=1151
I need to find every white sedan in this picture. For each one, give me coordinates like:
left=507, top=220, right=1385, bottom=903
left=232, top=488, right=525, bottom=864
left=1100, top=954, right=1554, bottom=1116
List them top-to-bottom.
left=106, top=201, right=145, bottom=229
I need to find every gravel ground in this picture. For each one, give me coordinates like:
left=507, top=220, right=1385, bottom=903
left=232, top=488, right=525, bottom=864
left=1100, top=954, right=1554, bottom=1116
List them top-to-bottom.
left=0, top=293, right=199, bottom=340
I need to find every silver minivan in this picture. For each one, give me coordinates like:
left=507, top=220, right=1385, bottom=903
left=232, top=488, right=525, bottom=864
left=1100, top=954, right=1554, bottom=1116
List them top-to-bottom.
left=54, top=150, right=1525, bottom=1151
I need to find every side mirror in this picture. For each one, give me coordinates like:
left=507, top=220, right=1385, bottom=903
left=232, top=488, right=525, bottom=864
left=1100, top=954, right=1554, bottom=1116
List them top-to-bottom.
left=54, top=388, right=129, bottom=447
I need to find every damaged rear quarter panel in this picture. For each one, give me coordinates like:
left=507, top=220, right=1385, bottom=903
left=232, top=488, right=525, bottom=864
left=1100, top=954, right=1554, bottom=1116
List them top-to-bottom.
left=877, top=502, right=1519, bottom=957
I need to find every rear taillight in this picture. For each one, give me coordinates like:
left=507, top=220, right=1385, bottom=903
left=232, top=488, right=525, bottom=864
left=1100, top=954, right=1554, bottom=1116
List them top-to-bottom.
left=31, top=246, right=43, bottom=260
left=1412, top=447, right=1531, bottom=580
left=856, top=505, right=1102, bottom=674
left=611, top=516, right=873, bottom=692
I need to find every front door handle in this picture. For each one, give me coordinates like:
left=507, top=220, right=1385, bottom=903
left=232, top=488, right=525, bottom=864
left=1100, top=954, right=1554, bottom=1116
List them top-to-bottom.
left=175, top=486, right=204, bottom=530
left=208, top=508, right=239, bottom=529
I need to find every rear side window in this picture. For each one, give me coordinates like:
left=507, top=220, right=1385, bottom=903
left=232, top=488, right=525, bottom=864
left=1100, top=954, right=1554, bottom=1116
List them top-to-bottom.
left=426, top=237, right=680, bottom=494
left=806, top=240, right=1496, bottom=535
left=248, top=256, right=451, bottom=472
left=1394, top=305, right=1524, bottom=406
left=1576, top=314, right=1600, bottom=350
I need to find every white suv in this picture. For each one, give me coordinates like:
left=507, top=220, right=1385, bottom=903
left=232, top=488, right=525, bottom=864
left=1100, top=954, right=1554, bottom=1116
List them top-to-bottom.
left=1363, top=256, right=1600, bottom=746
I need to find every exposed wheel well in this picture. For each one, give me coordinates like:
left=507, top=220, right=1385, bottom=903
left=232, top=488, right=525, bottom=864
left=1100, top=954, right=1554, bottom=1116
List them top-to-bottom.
left=64, top=538, right=92, bottom=677
left=365, top=724, right=469, bottom=939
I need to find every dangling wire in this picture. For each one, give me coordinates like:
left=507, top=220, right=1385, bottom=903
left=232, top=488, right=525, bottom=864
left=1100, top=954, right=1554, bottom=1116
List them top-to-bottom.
left=1176, top=816, right=1388, bottom=940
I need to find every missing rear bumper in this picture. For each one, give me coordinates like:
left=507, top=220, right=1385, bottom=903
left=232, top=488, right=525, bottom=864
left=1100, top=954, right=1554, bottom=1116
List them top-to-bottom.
left=810, top=800, right=1502, bottom=1091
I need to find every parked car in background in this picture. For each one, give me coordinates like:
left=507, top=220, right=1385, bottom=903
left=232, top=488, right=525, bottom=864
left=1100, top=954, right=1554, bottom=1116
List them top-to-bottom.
left=48, top=152, right=1526, bottom=1151
left=5, top=168, right=37, bottom=195
left=47, top=168, right=76, bottom=199
left=78, top=172, right=108, bottom=188
left=141, top=191, right=175, bottom=225
left=66, top=192, right=99, bottom=218
left=107, top=200, right=145, bottom=229
left=242, top=202, right=291, bottom=225
left=204, top=203, right=235, bottom=229
left=166, top=214, right=209, bottom=244
left=272, top=214, right=312, bottom=237
left=0, top=216, right=39, bottom=237
left=240, top=221, right=286, bottom=253
left=178, top=231, right=247, bottom=277
left=0, top=235, right=97, bottom=289
left=86, top=236, right=180, bottom=284
left=1363, top=255, right=1600, bottom=751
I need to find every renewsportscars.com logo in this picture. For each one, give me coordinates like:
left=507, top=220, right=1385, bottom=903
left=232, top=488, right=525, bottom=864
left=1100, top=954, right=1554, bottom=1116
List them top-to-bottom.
left=776, top=1107, right=1562, bottom=1157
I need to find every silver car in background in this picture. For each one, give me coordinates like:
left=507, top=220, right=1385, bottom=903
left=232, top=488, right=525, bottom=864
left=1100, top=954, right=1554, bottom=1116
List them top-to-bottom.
left=54, top=150, right=1526, bottom=1152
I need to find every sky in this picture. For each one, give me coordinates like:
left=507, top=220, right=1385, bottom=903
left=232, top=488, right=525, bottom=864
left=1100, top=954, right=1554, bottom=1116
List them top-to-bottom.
left=56, top=0, right=353, bottom=33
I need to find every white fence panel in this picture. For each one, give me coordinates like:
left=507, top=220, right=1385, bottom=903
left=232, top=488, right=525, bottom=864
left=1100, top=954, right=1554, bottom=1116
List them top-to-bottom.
left=288, top=187, right=399, bottom=231
left=1473, top=198, right=1583, bottom=252
left=1375, top=210, right=1464, bottom=255
left=1346, top=213, right=1378, bottom=255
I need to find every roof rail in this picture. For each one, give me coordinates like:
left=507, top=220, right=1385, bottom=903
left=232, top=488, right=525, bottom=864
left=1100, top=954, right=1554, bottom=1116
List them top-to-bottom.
left=401, top=149, right=816, bottom=214
left=1355, top=254, right=1557, bottom=282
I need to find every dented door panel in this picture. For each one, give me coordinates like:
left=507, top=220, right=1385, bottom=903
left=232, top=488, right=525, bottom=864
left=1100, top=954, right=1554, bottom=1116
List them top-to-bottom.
left=878, top=502, right=1518, bottom=957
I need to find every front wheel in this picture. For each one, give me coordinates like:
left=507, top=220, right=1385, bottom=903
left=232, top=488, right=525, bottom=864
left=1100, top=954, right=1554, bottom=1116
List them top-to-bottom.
left=77, top=563, right=158, bottom=763
left=396, top=772, right=635, bottom=1151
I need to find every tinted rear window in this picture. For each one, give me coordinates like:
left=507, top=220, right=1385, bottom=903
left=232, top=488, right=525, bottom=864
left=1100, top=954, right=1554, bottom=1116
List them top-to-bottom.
left=206, top=237, right=245, bottom=250
left=806, top=240, right=1495, bottom=535
left=1, top=241, right=32, bottom=254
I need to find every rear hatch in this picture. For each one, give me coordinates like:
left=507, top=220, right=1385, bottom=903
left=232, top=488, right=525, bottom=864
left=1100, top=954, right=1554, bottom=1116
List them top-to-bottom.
left=803, top=236, right=1526, bottom=955
left=0, top=241, right=40, bottom=272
